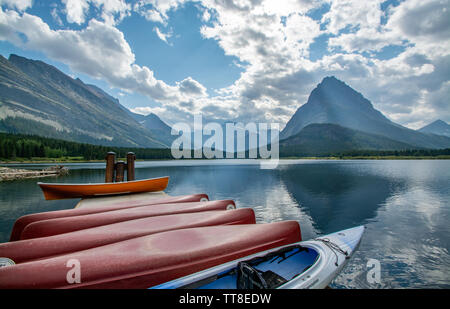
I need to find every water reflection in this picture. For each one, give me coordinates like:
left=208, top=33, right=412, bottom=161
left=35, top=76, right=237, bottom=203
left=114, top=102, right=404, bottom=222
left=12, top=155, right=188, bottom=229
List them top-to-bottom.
left=0, top=160, right=449, bottom=288
left=278, top=162, right=408, bottom=234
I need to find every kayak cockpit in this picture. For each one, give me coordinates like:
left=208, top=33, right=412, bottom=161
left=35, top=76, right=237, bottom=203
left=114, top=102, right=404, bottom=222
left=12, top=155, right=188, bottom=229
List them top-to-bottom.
left=179, top=245, right=319, bottom=289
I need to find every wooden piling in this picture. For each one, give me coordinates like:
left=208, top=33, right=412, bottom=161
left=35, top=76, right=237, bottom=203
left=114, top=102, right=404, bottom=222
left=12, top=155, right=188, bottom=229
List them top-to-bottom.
left=105, top=152, right=116, bottom=183
left=127, top=152, right=136, bottom=181
left=115, top=161, right=125, bottom=182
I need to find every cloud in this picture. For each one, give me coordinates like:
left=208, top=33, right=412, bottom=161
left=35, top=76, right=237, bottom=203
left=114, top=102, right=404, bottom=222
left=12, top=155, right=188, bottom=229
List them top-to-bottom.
left=0, top=0, right=32, bottom=11
left=1, top=0, right=449, bottom=128
left=61, top=0, right=130, bottom=25
left=62, top=0, right=90, bottom=24
left=129, top=0, right=450, bottom=127
left=134, top=0, right=188, bottom=24
left=322, top=0, right=383, bottom=35
left=0, top=7, right=206, bottom=115
left=50, top=7, right=63, bottom=26
left=153, top=26, right=172, bottom=44
left=177, top=77, right=207, bottom=96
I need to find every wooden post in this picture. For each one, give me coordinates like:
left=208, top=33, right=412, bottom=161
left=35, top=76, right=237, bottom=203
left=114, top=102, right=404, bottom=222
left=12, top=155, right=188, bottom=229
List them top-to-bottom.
left=105, top=152, right=116, bottom=183
left=127, top=152, right=136, bottom=181
left=115, top=161, right=125, bottom=182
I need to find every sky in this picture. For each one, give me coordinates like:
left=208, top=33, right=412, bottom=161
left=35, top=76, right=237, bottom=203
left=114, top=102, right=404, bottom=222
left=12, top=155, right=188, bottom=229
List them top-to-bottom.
left=0, top=0, right=449, bottom=130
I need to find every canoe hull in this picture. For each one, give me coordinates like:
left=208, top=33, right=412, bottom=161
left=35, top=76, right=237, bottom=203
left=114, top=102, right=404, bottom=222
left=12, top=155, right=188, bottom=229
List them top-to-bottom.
left=38, top=176, right=170, bottom=200
left=9, top=193, right=209, bottom=241
left=19, top=200, right=237, bottom=240
left=0, top=209, right=256, bottom=264
left=0, top=221, right=302, bottom=289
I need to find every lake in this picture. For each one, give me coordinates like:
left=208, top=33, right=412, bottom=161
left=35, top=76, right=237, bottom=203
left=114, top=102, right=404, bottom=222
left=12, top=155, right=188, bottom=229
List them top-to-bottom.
left=1, top=159, right=449, bottom=288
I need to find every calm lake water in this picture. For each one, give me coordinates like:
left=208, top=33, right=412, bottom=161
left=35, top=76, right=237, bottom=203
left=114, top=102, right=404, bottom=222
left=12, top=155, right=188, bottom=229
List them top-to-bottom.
left=1, top=159, right=449, bottom=288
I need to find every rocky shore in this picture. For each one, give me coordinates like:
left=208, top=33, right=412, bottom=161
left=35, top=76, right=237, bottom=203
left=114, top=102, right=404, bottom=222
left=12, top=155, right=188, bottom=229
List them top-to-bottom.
left=0, top=166, right=68, bottom=182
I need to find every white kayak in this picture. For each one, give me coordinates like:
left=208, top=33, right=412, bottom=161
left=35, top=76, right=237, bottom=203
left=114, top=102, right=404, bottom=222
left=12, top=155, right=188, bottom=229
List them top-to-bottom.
left=151, top=225, right=364, bottom=289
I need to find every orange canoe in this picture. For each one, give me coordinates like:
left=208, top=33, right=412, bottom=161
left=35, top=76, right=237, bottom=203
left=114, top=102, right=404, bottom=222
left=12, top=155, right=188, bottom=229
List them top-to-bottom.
left=38, top=176, right=169, bottom=200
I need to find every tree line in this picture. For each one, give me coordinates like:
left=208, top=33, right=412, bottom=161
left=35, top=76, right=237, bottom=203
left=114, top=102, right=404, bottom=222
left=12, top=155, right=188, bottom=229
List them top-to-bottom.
left=0, top=132, right=173, bottom=160
left=1, top=132, right=449, bottom=160
left=330, top=148, right=450, bottom=158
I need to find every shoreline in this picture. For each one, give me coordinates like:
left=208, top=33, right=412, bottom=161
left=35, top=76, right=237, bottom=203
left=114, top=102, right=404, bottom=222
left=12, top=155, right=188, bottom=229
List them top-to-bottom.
left=1, top=155, right=449, bottom=165
left=0, top=166, right=69, bottom=181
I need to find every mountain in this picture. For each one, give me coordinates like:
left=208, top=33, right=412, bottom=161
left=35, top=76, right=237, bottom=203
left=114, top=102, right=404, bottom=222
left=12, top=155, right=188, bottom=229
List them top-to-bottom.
left=0, top=54, right=169, bottom=148
left=280, top=76, right=450, bottom=149
left=84, top=82, right=175, bottom=145
left=128, top=111, right=175, bottom=146
left=418, top=120, right=450, bottom=137
left=280, top=123, right=416, bottom=156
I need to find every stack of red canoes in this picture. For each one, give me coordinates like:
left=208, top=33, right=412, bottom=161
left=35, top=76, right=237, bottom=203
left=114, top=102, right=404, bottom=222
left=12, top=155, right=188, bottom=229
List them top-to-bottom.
left=0, top=178, right=302, bottom=289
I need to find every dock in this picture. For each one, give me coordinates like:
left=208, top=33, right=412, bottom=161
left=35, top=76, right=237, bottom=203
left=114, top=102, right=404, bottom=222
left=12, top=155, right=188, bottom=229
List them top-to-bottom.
left=0, top=166, right=68, bottom=181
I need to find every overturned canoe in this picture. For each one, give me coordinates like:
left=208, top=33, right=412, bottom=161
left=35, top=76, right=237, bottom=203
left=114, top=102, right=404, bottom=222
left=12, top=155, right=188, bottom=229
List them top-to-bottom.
left=38, top=176, right=169, bottom=200
left=9, top=193, right=209, bottom=241
left=19, top=200, right=237, bottom=240
left=0, top=208, right=255, bottom=264
left=0, top=221, right=302, bottom=289
left=153, top=225, right=365, bottom=289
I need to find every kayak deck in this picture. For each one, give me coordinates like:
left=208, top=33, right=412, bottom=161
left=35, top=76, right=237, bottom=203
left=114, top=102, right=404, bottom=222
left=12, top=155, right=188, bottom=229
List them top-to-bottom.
left=152, top=226, right=364, bottom=289
left=185, top=245, right=319, bottom=289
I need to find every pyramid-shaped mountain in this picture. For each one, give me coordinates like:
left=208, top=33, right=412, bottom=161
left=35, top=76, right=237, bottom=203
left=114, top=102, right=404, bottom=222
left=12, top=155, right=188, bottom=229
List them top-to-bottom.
left=280, top=76, right=450, bottom=149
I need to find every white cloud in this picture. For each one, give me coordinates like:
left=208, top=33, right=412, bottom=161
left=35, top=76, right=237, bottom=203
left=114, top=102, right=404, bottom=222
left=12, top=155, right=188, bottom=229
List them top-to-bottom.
left=0, top=0, right=32, bottom=11
left=61, top=0, right=130, bottom=25
left=62, top=0, right=89, bottom=24
left=90, top=0, right=131, bottom=25
left=134, top=0, right=188, bottom=24
left=322, top=0, right=383, bottom=35
left=385, top=0, right=450, bottom=57
left=50, top=7, right=63, bottom=26
left=141, top=9, right=165, bottom=23
left=153, top=26, right=172, bottom=44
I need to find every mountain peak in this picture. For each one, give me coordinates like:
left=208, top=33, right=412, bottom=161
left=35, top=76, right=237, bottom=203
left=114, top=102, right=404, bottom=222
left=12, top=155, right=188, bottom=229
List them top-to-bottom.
left=320, top=75, right=340, bottom=84
left=280, top=77, right=450, bottom=148
left=418, top=119, right=450, bottom=137
left=431, top=119, right=448, bottom=126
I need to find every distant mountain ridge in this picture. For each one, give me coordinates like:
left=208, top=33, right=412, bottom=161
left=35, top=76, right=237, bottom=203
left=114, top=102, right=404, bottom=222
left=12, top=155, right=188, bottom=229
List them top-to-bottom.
left=0, top=54, right=171, bottom=148
left=280, top=76, right=450, bottom=149
left=128, top=111, right=176, bottom=146
left=418, top=120, right=450, bottom=138
left=280, top=123, right=417, bottom=156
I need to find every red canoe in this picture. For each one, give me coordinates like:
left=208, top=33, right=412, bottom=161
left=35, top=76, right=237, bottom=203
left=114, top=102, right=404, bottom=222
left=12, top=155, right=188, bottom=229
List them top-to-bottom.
left=38, top=176, right=170, bottom=200
left=9, top=193, right=209, bottom=241
left=19, top=200, right=237, bottom=240
left=0, top=209, right=256, bottom=264
left=0, top=221, right=301, bottom=289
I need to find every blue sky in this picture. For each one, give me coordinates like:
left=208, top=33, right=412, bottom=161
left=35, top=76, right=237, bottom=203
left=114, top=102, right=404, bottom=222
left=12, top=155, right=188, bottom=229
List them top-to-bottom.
left=0, top=0, right=449, bottom=129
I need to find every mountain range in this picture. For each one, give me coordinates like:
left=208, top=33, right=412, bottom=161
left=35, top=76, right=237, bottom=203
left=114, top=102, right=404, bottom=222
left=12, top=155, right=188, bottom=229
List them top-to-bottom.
left=0, top=54, right=172, bottom=148
left=1, top=54, right=449, bottom=155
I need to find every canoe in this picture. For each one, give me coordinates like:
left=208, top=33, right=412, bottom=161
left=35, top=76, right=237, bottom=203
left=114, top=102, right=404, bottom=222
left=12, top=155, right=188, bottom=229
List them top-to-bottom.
left=38, top=176, right=170, bottom=200
left=9, top=193, right=209, bottom=241
left=19, top=200, right=237, bottom=240
left=0, top=209, right=256, bottom=264
left=0, top=221, right=302, bottom=289
left=152, top=225, right=364, bottom=289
